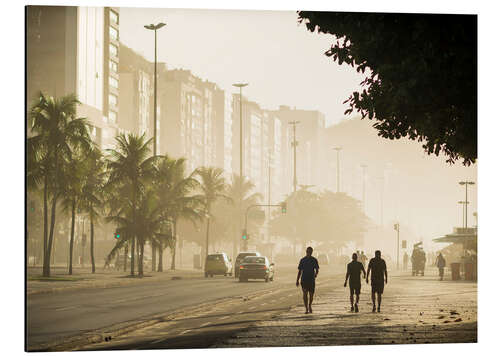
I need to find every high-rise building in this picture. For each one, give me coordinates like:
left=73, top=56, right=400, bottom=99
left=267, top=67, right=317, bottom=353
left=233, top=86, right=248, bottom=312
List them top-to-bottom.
left=26, top=6, right=120, bottom=150
left=117, top=44, right=155, bottom=140
left=159, top=69, right=220, bottom=173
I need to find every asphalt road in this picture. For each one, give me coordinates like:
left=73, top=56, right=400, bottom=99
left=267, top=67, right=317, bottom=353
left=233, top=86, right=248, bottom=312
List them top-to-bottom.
left=27, top=264, right=341, bottom=351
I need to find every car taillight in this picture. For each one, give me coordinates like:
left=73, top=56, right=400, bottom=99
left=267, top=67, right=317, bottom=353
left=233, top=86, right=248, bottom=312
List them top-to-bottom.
left=239, top=265, right=245, bottom=269
left=261, top=266, right=267, bottom=269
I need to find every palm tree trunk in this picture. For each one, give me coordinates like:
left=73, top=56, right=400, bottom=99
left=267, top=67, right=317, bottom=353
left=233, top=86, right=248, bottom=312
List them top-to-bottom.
left=43, top=175, right=48, bottom=269
left=44, top=193, right=58, bottom=277
left=68, top=198, right=76, bottom=275
left=90, top=213, right=95, bottom=274
left=205, top=216, right=210, bottom=263
left=171, top=219, right=177, bottom=270
left=130, top=236, right=135, bottom=276
left=138, top=239, right=144, bottom=277
left=152, top=241, right=156, bottom=272
left=158, top=241, right=163, bottom=272
left=124, top=242, right=128, bottom=272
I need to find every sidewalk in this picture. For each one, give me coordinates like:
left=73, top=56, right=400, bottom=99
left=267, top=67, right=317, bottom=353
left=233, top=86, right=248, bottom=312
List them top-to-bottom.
left=27, top=266, right=204, bottom=295
left=215, top=273, right=477, bottom=347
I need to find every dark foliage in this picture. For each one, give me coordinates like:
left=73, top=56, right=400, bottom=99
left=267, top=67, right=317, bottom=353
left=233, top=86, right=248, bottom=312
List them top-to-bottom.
left=298, top=11, right=477, bottom=165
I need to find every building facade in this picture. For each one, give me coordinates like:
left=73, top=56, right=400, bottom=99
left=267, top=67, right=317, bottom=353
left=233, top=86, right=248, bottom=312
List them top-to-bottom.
left=26, top=6, right=120, bottom=150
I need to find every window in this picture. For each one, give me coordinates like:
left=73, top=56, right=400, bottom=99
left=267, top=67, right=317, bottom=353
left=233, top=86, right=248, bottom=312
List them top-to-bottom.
left=110, top=10, right=119, bottom=24
left=109, top=26, right=118, bottom=41
left=109, top=43, right=118, bottom=57
left=109, top=60, right=117, bottom=72
left=109, top=76, right=118, bottom=88
left=109, top=94, right=117, bottom=107
left=109, top=110, right=117, bottom=123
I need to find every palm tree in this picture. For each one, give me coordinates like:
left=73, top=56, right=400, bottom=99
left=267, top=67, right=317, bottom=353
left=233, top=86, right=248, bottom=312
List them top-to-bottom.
left=27, top=92, right=91, bottom=277
left=105, top=133, right=157, bottom=276
left=80, top=146, right=106, bottom=273
left=60, top=149, right=86, bottom=275
left=155, top=156, right=202, bottom=270
left=195, top=167, right=231, bottom=263
left=226, top=174, right=263, bottom=258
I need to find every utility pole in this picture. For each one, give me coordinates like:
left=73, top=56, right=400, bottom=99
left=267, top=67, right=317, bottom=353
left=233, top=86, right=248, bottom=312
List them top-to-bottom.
left=289, top=121, right=300, bottom=193
left=360, top=164, right=367, bottom=212
left=459, top=181, right=475, bottom=229
left=394, top=223, right=400, bottom=270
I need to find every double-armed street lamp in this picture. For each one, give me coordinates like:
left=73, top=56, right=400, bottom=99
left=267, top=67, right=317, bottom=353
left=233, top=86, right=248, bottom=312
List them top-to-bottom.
left=144, top=22, right=166, bottom=157
left=458, top=181, right=475, bottom=229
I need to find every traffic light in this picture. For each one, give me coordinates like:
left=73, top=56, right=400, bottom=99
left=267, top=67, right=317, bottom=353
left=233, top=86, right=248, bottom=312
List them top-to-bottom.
left=30, top=200, right=35, bottom=212
left=280, top=202, right=287, bottom=214
left=242, top=229, right=248, bottom=240
left=114, top=230, right=121, bottom=239
left=402, top=240, right=407, bottom=249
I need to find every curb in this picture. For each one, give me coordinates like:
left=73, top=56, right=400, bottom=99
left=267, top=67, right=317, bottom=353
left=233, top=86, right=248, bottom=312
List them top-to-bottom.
left=27, top=271, right=204, bottom=296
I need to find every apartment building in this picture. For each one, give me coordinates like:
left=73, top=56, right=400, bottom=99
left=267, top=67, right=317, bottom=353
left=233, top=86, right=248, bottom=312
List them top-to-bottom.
left=26, top=6, right=120, bottom=150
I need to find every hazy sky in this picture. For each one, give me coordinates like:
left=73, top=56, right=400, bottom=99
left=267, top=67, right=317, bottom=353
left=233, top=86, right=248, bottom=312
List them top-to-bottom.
left=119, top=7, right=366, bottom=126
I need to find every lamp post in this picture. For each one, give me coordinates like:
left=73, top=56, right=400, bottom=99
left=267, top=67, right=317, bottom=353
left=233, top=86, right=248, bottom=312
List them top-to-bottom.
left=144, top=22, right=166, bottom=157
left=145, top=22, right=166, bottom=271
left=232, top=83, right=248, bottom=179
left=232, top=83, right=248, bottom=254
left=289, top=121, right=300, bottom=193
left=332, top=147, right=342, bottom=193
left=459, top=181, right=475, bottom=229
left=458, top=200, right=468, bottom=228
left=394, top=222, right=400, bottom=270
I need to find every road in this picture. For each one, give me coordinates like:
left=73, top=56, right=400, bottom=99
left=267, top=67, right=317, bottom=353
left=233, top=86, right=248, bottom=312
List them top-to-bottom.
left=28, top=264, right=337, bottom=351
left=27, top=265, right=476, bottom=351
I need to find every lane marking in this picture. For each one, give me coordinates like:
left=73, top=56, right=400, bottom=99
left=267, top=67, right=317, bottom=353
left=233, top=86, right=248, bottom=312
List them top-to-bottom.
left=55, top=306, right=79, bottom=311
left=218, top=316, right=230, bottom=320
left=200, top=322, right=211, bottom=327
left=179, top=329, right=191, bottom=335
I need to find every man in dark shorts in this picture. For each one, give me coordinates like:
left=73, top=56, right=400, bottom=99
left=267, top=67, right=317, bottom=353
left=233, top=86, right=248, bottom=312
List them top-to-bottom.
left=296, top=247, right=319, bottom=314
left=366, top=250, right=387, bottom=312
left=344, top=252, right=366, bottom=312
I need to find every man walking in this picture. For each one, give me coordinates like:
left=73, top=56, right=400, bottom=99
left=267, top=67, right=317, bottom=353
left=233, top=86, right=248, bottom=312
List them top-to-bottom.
left=296, top=247, right=319, bottom=314
left=366, top=250, right=387, bottom=312
left=360, top=251, right=368, bottom=268
left=344, top=252, right=366, bottom=312
left=435, top=252, right=446, bottom=281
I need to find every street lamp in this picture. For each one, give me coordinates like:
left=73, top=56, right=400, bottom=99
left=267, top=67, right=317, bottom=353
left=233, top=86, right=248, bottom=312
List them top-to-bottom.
left=144, top=22, right=166, bottom=157
left=145, top=22, right=166, bottom=272
left=232, top=82, right=248, bottom=252
left=232, top=83, right=248, bottom=179
left=289, top=121, right=300, bottom=193
left=332, top=147, right=342, bottom=193
left=458, top=181, right=475, bottom=229
left=458, top=200, right=469, bottom=228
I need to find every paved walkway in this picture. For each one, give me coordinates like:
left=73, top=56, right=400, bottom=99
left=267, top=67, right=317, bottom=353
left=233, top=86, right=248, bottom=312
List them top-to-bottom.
left=27, top=266, right=203, bottom=295
left=215, top=272, right=477, bottom=347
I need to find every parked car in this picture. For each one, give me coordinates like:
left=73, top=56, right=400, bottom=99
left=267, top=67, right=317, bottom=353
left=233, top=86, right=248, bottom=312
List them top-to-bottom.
left=234, top=251, right=261, bottom=278
left=205, top=252, right=233, bottom=277
left=318, top=253, right=330, bottom=265
left=238, top=256, right=275, bottom=282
